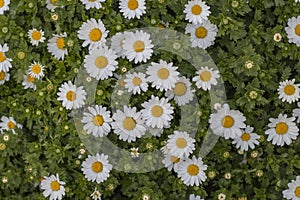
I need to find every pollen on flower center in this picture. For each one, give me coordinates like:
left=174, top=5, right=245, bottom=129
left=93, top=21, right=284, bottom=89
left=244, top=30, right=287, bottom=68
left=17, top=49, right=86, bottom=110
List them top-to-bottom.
left=0, top=0, right=4, bottom=8
left=128, top=0, right=139, bottom=10
left=191, top=5, right=202, bottom=15
left=295, top=25, right=300, bottom=36
left=195, top=27, right=207, bottom=38
left=89, top=28, right=102, bottom=42
left=32, top=31, right=42, bottom=40
left=56, top=38, right=65, bottom=50
left=133, top=40, right=145, bottom=53
left=0, top=52, right=6, bottom=62
left=95, top=56, right=108, bottom=69
left=32, top=64, right=41, bottom=74
left=157, top=68, right=169, bottom=80
left=200, top=70, right=211, bottom=82
left=0, top=71, right=5, bottom=81
left=27, top=75, right=35, bottom=82
left=132, top=77, right=142, bottom=86
left=118, top=78, right=126, bottom=87
left=173, top=82, right=187, bottom=96
left=284, top=85, right=296, bottom=95
left=66, top=91, right=77, bottom=101
left=151, top=105, right=163, bottom=117
left=93, top=115, right=104, bottom=126
left=221, top=115, right=234, bottom=128
left=123, top=117, right=136, bottom=130
left=7, top=121, right=15, bottom=129
left=275, top=122, right=288, bottom=135
left=241, top=133, right=251, bottom=141
left=176, top=138, right=187, bottom=148
left=171, top=156, right=180, bottom=163
left=92, top=161, right=103, bottom=173
left=187, top=164, right=199, bottom=176
left=50, top=181, right=60, bottom=191
left=295, top=186, right=300, bottom=197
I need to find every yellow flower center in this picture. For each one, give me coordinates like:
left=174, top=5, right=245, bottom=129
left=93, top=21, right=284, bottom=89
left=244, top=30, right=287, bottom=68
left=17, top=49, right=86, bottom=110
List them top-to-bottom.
left=0, top=0, right=4, bottom=8
left=51, top=0, right=58, bottom=3
left=89, top=0, right=96, bottom=2
left=128, top=0, right=138, bottom=10
left=191, top=5, right=202, bottom=15
left=295, top=25, right=300, bottom=36
left=195, top=27, right=207, bottom=38
left=89, top=28, right=102, bottom=42
left=32, top=31, right=42, bottom=41
left=56, top=38, right=65, bottom=50
left=133, top=40, right=145, bottom=53
left=0, top=52, right=6, bottom=62
left=95, top=56, right=108, bottom=69
left=31, top=64, right=41, bottom=74
left=157, top=68, right=169, bottom=80
left=199, top=70, right=212, bottom=82
left=0, top=71, right=5, bottom=81
left=27, top=75, right=35, bottom=82
left=132, top=77, right=142, bottom=86
left=118, top=78, right=125, bottom=87
left=173, top=82, right=187, bottom=96
left=284, top=85, right=296, bottom=95
left=66, top=91, right=76, bottom=101
left=151, top=105, right=163, bottom=117
left=93, top=115, right=104, bottom=126
left=221, top=115, right=234, bottom=128
left=123, top=117, right=136, bottom=130
left=7, top=121, right=15, bottom=129
left=275, top=122, right=288, bottom=135
left=241, top=133, right=251, bottom=141
left=176, top=138, right=187, bottom=148
left=171, top=156, right=180, bottom=163
left=92, top=161, right=103, bottom=173
left=187, top=164, right=199, bottom=176
left=50, top=181, right=60, bottom=191
left=295, top=186, right=300, bottom=197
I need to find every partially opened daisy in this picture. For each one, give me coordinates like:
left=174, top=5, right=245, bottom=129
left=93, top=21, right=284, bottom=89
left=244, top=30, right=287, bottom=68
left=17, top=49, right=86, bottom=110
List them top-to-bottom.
left=0, top=0, right=10, bottom=14
left=46, top=0, right=62, bottom=11
left=81, top=0, right=105, bottom=10
left=119, top=0, right=146, bottom=19
left=184, top=0, right=210, bottom=24
left=285, top=16, right=300, bottom=47
left=78, top=18, right=108, bottom=51
left=185, top=20, right=218, bottom=49
left=28, top=29, right=46, bottom=46
left=123, top=30, right=153, bottom=64
left=47, top=32, right=68, bottom=60
left=111, top=32, right=128, bottom=58
left=0, top=43, right=12, bottom=72
left=83, top=46, right=118, bottom=80
left=146, top=60, right=180, bottom=91
left=28, top=61, right=45, bottom=80
left=192, top=66, right=220, bottom=91
left=0, top=70, right=9, bottom=85
left=124, top=72, right=148, bottom=94
left=22, top=73, right=36, bottom=90
left=166, top=76, right=195, bottom=106
left=278, top=79, right=300, bottom=104
left=57, top=81, right=87, bottom=110
left=141, top=96, right=174, bottom=129
left=293, top=102, right=300, bottom=123
left=209, top=103, right=246, bottom=139
left=81, top=105, right=112, bottom=137
left=112, top=106, right=146, bottom=142
left=265, top=113, right=299, bottom=146
left=0, top=116, right=22, bottom=134
left=232, top=126, right=260, bottom=151
left=166, top=131, right=195, bottom=158
left=130, top=147, right=139, bottom=158
left=81, top=153, right=113, bottom=183
left=162, top=153, right=182, bottom=172
left=177, top=156, right=207, bottom=186
left=41, top=174, right=65, bottom=200
left=283, top=176, right=300, bottom=200
left=90, top=189, right=102, bottom=200
left=189, top=194, right=204, bottom=200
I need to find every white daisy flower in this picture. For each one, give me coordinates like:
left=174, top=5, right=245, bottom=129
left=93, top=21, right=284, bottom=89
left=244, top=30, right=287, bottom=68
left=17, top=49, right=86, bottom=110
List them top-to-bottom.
left=0, top=0, right=10, bottom=14
left=46, top=0, right=62, bottom=11
left=81, top=0, right=104, bottom=10
left=119, top=0, right=146, bottom=19
left=184, top=0, right=210, bottom=24
left=285, top=16, right=300, bottom=47
left=78, top=18, right=108, bottom=51
left=185, top=20, right=218, bottom=49
left=28, top=29, right=46, bottom=46
left=123, top=30, right=154, bottom=64
left=47, top=32, right=68, bottom=60
left=111, top=32, right=127, bottom=58
left=0, top=43, right=12, bottom=72
left=83, top=46, right=118, bottom=80
left=146, top=60, right=180, bottom=92
left=28, top=61, right=45, bottom=80
left=192, top=66, right=220, bottom=91
left=0, top=70, right=9, bottom=85
left=124, top=72, right=148, bottom=94
left=22, top=74, right=36, bottom=90
left=166, top=76, right=195, bottom=106
left=278, top=79, right=300, bottom=104
left=57, top=81, right=87, bottom=110
left=141, top=95, right=174, bottom=129
left=292, top=102, right=300, bottom=123
left=209, top=103, right=246, bottom=139
left=81, top=105, right=112, bottom=137
left=112, top=106, right=146, bottom=142
left=265, top=113, right=299, bottom=146
left=0, top=116, right=22, bottom=134
left=232, top=126, right=260, bottom=151
left=166, top=131, right=195, bottom=158
left=130, top=147, right=139, bottom=158
left=81, top=153, right=113, bottom=184
left=162, top=154, right=181, bottom=172
left=177, top=156, right=207, bottom=186
left=41, top=174, right=65, bottom=200
left=283, top=176, right=300, bottom=200
left=90, top=188, right=102, bottom=200
left=189, top=194, right=204, bottom=200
